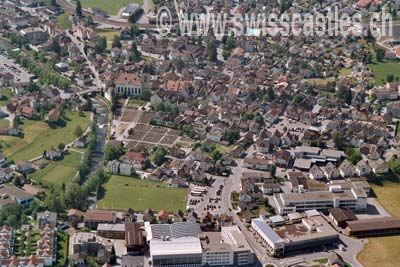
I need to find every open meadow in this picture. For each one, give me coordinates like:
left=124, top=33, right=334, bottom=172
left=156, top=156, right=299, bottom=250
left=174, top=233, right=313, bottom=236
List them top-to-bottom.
left=0, top=111, right=90, bottom=161
left=97, top=175, right=188, bottom=211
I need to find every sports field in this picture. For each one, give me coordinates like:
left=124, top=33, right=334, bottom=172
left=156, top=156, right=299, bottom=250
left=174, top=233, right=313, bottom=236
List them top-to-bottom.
left=79, top=0, right=143, bottom=15
left=0, top=111, right=90, bottom=161
left=97, top=175, right=188, bottom=211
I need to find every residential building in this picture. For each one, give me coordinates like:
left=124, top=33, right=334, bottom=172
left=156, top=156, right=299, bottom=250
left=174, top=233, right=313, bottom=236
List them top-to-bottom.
left=243, top=158, right=269, bottom=171
left=107, top=160, right=135, bottom=176
left=0, top=185, right=34, bottom=208
left=84, top=210, right=116, bottom=229
left=37, top=211, right=57, bottom=226
left=97, top=224, right=126, bottom=239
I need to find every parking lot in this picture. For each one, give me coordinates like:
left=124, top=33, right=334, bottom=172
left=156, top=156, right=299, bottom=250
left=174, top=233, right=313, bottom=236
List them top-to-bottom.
left=0, top=53, right=33, bottom=84
left=187, top=176, right=228, bottom=215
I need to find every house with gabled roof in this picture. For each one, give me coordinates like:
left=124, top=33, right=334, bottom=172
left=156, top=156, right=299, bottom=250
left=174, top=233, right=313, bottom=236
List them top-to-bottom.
left=338, top=160, right=356, bottom=178
left=309, top=165, right=324, bottom=180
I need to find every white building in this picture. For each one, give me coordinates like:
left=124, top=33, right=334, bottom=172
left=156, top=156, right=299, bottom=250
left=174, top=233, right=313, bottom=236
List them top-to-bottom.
left=115, top=73, right=143, bottom=96
left=107, top=160, right=135, bottom=176
left=273, top=187, right=368, bottom=215
left=251, top=218, right=285, bottom=255
left=220, top=225, right=254, bottom=266
left=149, top=237, right=203, bottom=267
left=202, top=244, right=233, bottom=266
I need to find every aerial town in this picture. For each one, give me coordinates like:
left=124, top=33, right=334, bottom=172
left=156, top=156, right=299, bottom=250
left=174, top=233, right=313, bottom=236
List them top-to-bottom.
left=0, top=0, right=400, bottom=267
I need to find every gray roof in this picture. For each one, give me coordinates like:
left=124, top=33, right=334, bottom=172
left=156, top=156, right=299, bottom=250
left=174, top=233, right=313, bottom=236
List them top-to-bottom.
left=320, top=149, right=344, bottom=159
left=0, top=185, right=33, bottom=200
left=270, top=215, right=285, bottom=223
left=251, top=218, right=284, bottom=244
left=147, top=221, right=201, bottom=240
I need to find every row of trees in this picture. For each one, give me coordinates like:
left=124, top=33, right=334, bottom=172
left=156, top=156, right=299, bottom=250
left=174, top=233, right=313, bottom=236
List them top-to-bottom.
left=9, top=51, right=70, bottom=89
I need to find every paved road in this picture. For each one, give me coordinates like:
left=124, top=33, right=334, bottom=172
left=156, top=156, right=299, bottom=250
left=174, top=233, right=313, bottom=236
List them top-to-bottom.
left=65, top=30, right=101, bottom=88
left=220, top=145, right=366, bottom=267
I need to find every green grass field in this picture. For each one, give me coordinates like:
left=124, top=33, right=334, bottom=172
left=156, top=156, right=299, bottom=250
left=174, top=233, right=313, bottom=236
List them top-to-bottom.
left=79, top=0, right=143, bottom=15
left=56, top=13, right=72, bottom=30
left=97, top=29, right=121, bottom=49
left=368, top=61, right=400, bottom=85
left=0, top=88, right=12, bottom=106
left=128, top=98, right=146, bottom=107
left=0, top=111, right=90, bottom=161
left=0, top=119, right=10, bottom=127
left=28, top=151, right=82, bottom=186
left=358, top=167, right=400, bottom=267
left=97, top=175, right=188, bottom=211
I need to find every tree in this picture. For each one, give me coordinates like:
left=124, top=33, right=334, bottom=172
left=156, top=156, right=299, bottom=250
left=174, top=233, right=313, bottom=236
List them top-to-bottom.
left=50, top=0, right=57, bottom=6
left=76, top=0, right=83, bottom=17
left=85, top=16, right=94, bottom=26
left=130, top=25, right=140, bottom=37
left=112, top=35, right=122, bottom=49
left=95, top=37, right=107, bottom=54
left=52, top=39, right=61, bottom=54
left=207, top=40, right=217, bottom=62
left=129, top=42, right=141, bottom=62
left=375, top=47, right=386, bottom=62
left=387, top=73, right=395, bottom=83
left=27, top=82, right=40, bottom=92
left=267, top=86, right=275, bottom=101
left=140, top=89, right=151, bottom=101
left=294, top=94, right=303, bottom=103
left=74, top=125, right=83, bottom=137
left=222, top=129, right=240, bottom=144
left=332, top=131, right=344, bottom=150
left=58, top=143, right=65, bottom=151
left=104, top=144, right=124, bottom=161
left=152, top=147, right=167, bottom=166
left=346, top=147, right=362, bottom=165
left=211, top=149, right=222, bottom=162
left=269, top=164, right=277, bottom=178
left=13, top=176, right=22, bottom=187
left=64, top=183, right=85, bottom=209
left=6, top=215, right=17, bottom=226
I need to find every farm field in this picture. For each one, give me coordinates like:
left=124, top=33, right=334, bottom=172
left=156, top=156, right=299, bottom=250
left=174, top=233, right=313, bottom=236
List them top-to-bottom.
left=78, top=0, right=143, bottom=15
left=0, top=111, right=90, bottom=161
left=28, top=151, right=82, bottom=187
left=97, top=175, right=187, bottom=211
